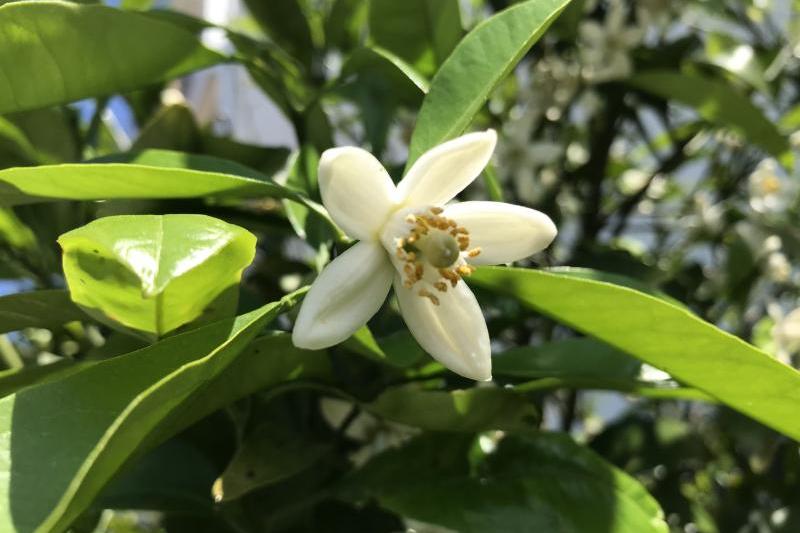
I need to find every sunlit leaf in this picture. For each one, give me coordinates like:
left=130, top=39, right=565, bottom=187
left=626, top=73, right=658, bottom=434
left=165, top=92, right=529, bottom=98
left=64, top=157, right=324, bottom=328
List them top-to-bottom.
left=406, top=0, right=572, bottom=167
left=0, top=1, right=224, bottom=114
left=59, top=215, right=256, bottom=338
left=470, top=267, right=800, bottom=441
left=0, top=290, right=312, bottom=533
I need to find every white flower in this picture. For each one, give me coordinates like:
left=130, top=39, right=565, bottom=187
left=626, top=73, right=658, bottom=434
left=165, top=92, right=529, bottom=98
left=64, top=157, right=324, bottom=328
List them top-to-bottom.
left=579, top=0, right=644, bottom=83
left=291, top=130, right=557, bottom=381
left=748, top=159, right=795, bottom=214
left=766, top=252, right=791, bottom=283
left=770, top=305, right=800, bottom=365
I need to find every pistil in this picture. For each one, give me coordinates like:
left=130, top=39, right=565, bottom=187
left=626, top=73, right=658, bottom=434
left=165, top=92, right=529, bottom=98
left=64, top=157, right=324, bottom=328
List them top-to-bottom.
left=394, top=207, right=482, bottom=304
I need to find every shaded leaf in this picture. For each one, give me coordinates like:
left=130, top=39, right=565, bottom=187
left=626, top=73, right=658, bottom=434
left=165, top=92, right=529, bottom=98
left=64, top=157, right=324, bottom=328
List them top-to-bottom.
left=368, top=0, right=462, bottom=78
left=629, top=70, right=790, bottom=165
left=0, top=290, right=86, bottom=334
left=365, top=384, right=538, bottom=431
left=348, top=432, right=668, bottom=532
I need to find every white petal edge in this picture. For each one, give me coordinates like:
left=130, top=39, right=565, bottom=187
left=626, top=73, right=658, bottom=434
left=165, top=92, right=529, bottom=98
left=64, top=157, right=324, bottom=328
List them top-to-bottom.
left=397, top=130, right=497, bottom=207
left=318, top=147, right=398, bottom=241
left=444, top=201, right=557, bottom=265
left=292, top=241, right=393, bottom=349
left=393, top=276, right=491, bottom=381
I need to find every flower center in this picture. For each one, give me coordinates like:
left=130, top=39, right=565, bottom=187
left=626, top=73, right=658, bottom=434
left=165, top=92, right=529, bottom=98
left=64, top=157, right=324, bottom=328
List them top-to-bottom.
left=761, top=175, right=781, bottom=194
left=393, top=207, right=481, bottom=305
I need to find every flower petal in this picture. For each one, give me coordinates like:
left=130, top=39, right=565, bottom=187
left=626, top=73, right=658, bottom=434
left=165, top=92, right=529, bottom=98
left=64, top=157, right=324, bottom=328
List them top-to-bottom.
left=397, top=130, right=497, bottom=207
left=318, top=147, right=398, bottom=241
left=444, top=201, right=557, bottom=265
left=292, top=241, right=393, bottom=349
left=393, top=276, right=491, bottom=381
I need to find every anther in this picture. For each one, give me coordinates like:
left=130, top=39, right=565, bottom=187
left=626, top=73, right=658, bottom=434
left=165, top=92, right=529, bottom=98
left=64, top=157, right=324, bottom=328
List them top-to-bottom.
left=429, top=207, right=444, bottom=215
left=467, top=247, right=482, bottom=258
left=457, top=264, right=475, bottom=277
left=434, top=281, right=448, bottom=292
left=418, top=288, right=440, bottom=305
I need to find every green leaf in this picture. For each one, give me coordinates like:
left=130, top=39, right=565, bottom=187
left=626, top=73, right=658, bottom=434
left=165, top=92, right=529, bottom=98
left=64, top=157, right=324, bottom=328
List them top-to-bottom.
left=243, top=0, right=314, bottom=67
left=325, top=0, right=367, bottom=51
left=368, top=0, right=462, bottom=78
left=406, top=0, right=572, bottom=167
left=0, top=1, right=224, bottom=114
left=702, top=35, right=769, bottom=94
left=339, top=46, right=429, bottom=99
left=629, top=71, right=790, bottom=165
left=131, top=104, right=200, bottom=152
left=5, top=108, right=81, bottom=163
left=0, top=117, right=42, bottom=167
left=92, top=147, right=290, bottom=183
left=0, top=155, right=336, bottom=233
left=0, top=208, right=36, bottom=251
left=59, top=215, right=256, bottom=339
left=470, top=267, right=800, bottom=441
left=0, top=290, right=310, bottom=533
left=0, top=290, right=86, bottom=334
left=344, top=327, right=425, bottom=368
left=495, top=338, right=641, bottom=379
left=365, top=384, right=538, bottom=431
left=213, top=421, right=331, bottom=502
left=348, top=432, right=668, bottom=532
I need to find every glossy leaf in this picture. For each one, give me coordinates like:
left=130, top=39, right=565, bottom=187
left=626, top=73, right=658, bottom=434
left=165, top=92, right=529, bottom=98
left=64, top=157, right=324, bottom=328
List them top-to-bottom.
left=368, top=0, right=462, bottom=78
left=406, top=0, right=572, bottom=166
left=0, top=1, right=224, bottom=114
left=629, top=71, right=790, bottom=164
left=93, top=147, right=291, bottom=183
left=0, top=156, right=336, bottom=232
left=59, top=215, right=256, bottom=338
left=470, top=267, right=800, bottom=441
left=0, top=290, right=311, bottom=533
left=0, top=290, right=86, bottom=334
left=365, top=385, right=538, bottom=432
left=348, top=432, right=668, bottom=532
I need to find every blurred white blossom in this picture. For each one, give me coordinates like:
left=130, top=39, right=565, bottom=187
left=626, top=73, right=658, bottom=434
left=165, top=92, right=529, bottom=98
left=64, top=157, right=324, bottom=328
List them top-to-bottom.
left=579, top=0, right=644, bottom=82
left=748, top=159, right=795, bottom=214
left=765, top=252, right=791, bottom=283
left=769, top=304, right=800, bottom=365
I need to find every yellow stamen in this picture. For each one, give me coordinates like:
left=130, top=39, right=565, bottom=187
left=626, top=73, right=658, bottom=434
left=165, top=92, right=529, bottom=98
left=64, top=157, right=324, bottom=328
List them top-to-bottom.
left=418, top=288, right=440, bottom=305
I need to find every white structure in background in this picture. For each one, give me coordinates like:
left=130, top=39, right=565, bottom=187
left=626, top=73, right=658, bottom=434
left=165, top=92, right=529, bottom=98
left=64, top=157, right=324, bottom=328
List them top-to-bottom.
left=169, top=0, right=297, bottom=148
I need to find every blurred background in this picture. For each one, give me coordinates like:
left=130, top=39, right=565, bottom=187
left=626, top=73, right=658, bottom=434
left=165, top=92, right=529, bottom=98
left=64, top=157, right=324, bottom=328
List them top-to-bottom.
left=1, top=0, right=800, bottom=531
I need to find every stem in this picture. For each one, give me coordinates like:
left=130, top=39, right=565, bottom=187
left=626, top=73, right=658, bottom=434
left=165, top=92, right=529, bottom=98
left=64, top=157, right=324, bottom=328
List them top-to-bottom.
left=561, top=390, right=578, bottom=433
